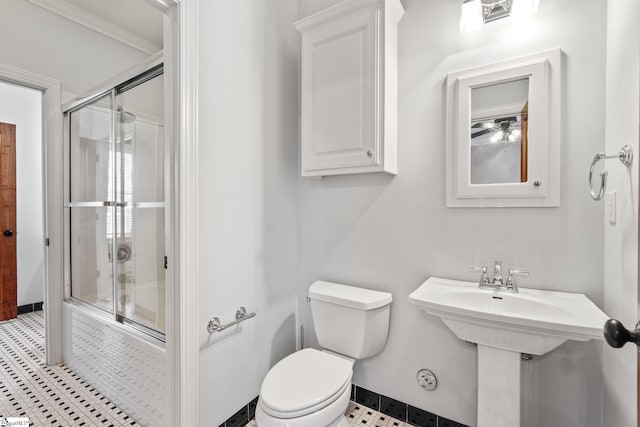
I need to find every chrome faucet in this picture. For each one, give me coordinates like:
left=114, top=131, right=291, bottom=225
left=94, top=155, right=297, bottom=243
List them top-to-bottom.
left=492, top=261, right=504, bottom=286
left=469, top=262, right=528, bottom=293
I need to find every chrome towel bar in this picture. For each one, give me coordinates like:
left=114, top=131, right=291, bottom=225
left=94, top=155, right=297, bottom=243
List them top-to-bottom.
left=589, top=145, right=633, bottom=201
left=207, top=306, right=256, bottom=333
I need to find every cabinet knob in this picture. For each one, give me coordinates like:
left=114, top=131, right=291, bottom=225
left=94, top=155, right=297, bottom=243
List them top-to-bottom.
left=367, top=150, right=373, bottom=157
left=604, top=319, right=640, bottom=348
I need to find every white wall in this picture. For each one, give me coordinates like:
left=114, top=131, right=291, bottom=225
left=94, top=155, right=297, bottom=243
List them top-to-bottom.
left=0, top=0, right=150, bottom=95
left=603, top=0, right=640, bottom=426
left=196, top=1, right=300, bottom=425
left=297, top=1, right=606, bottom=426
left=0, top=81, right=44, bottom=306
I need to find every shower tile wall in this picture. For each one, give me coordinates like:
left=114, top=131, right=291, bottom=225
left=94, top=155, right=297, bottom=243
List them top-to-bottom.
left=62, top=303, right=166, bottom=426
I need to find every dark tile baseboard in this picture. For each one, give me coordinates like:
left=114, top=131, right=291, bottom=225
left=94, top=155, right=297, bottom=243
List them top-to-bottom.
left=17, top=302, right=44, bottom=315
left=353, top=384, right=469, bottom=427
left=219, top=385, right=469, bottom=427
left=219, top=396, right=258, bottom=427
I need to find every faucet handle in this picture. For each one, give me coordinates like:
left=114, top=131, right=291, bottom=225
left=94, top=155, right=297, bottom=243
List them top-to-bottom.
left=469, top=266, right=490, bottom=286
left=506, top=269, right=529, bottom=291
left=509, top=269, right=529, bottom=277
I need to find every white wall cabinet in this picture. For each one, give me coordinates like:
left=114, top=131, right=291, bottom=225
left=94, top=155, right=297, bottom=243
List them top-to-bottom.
left=294, top=0, right=404, bottom=177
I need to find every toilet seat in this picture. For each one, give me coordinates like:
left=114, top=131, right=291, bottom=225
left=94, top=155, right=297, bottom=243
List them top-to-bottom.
left=259, top=348, right=353, bottom=419
left=255, top=382, right=351, bottom=427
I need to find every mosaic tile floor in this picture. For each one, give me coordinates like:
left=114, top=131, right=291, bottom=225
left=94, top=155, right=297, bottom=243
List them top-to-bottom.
left=0, top=311, right=141, bottom=426
left=2, top=312, right=402, bottom=427
left=241, top=401, right=406, bottom=427
left=344, top=401, right=408, bottom=427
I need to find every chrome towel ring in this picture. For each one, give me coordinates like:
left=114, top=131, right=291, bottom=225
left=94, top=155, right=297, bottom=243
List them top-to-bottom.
left=589, top=145, right=633, bottom=201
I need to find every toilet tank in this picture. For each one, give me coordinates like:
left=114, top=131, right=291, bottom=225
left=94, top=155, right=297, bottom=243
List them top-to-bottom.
left=308, top=281, right=393, bottom=359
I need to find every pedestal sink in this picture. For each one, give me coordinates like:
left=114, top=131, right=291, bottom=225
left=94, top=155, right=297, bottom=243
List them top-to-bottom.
left=409, top=277, right=607, bottom=427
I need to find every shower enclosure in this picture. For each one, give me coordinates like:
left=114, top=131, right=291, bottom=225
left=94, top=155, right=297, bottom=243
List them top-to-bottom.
left=64, top=65, right=166, bottom=338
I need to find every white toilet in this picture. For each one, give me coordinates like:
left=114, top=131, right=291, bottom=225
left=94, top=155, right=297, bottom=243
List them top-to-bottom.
left=256, top=281, right=393, bottom=427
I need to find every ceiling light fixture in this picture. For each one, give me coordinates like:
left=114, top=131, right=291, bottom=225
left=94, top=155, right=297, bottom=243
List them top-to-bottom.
left=460, top=0, right=539, bottom=33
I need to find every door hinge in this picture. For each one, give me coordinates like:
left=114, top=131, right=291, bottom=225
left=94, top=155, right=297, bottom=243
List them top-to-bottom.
left=45, top=238, right=50, bottom=247
left=164, top=256, right=168, bottom=270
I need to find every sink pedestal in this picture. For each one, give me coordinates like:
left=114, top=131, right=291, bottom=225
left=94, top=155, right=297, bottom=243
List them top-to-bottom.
left=409, top=277, right=609, bottom=427
left=477, top=345, right=520, bottom=427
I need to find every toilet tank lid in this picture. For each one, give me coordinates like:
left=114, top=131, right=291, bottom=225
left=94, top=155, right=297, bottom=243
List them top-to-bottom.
left=308, top=281, right=393, bottom=310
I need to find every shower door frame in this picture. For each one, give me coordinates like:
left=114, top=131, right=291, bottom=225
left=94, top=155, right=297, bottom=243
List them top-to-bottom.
left=63, top=63, right=167, bottom=341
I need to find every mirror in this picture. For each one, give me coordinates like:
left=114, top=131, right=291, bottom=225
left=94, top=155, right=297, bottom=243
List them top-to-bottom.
left=446, top=49, right=561, bottom=207
left=470, top=78, right=528, bottom=184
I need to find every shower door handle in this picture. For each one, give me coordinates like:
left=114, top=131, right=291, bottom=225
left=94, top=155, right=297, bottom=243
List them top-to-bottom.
left=63, top=201, right=127, bottom=207
left=3, top=229, right=13, bottom=237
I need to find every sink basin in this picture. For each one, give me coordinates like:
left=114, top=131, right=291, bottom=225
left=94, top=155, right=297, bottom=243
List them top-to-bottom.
left=409, top=277, right=607, bottom=427
left=409, top=277, right=607, bottom=355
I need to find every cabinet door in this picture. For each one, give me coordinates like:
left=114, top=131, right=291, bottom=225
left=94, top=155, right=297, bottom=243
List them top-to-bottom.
left=301, top=10, right=381, bottom=175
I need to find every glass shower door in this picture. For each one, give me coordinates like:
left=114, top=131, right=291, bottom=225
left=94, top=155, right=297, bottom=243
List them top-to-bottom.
left=66, top=66, right=166, bottom=338
left=114, top=72, right=165, bottom=335
left=67, top=94, right=115, bottom=314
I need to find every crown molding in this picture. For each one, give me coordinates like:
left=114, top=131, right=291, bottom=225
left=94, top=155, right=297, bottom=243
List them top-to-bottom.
left=25, top=0, right=162, bottom=55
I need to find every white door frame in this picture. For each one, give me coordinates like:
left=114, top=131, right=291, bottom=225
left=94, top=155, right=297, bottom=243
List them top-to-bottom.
left=145, top=0, right=200, bottom=424
left=161, top=0, right=199, bottom=425
left=165, top=0, right=199, bottom=425
left=0, top=63, right=63, bottom=366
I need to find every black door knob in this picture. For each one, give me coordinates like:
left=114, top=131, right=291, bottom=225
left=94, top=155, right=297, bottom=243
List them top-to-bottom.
left=3, top=229, right=13, bottom=237
left=603, top=318, right=639, bottom=348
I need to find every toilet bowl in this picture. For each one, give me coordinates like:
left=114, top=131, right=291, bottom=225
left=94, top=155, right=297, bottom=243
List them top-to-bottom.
left=256, top=281, right=392, bottom=427
left=256, top=349, right=353, bottom=427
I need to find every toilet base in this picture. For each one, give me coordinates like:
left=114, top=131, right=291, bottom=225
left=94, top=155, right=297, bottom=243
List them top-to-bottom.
left=255, top=381, right=351, bottom=427
left=256, top=411, right=348, bottom=427
left=335, top=415, right=349, bottom=427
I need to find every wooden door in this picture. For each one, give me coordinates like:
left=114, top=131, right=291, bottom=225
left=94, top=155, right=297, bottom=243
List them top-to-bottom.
left=0, top=123, right=16, bottom=321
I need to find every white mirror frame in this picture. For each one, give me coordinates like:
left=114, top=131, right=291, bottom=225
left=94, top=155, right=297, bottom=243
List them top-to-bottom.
left=446, top=48, right=561, bottom=207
